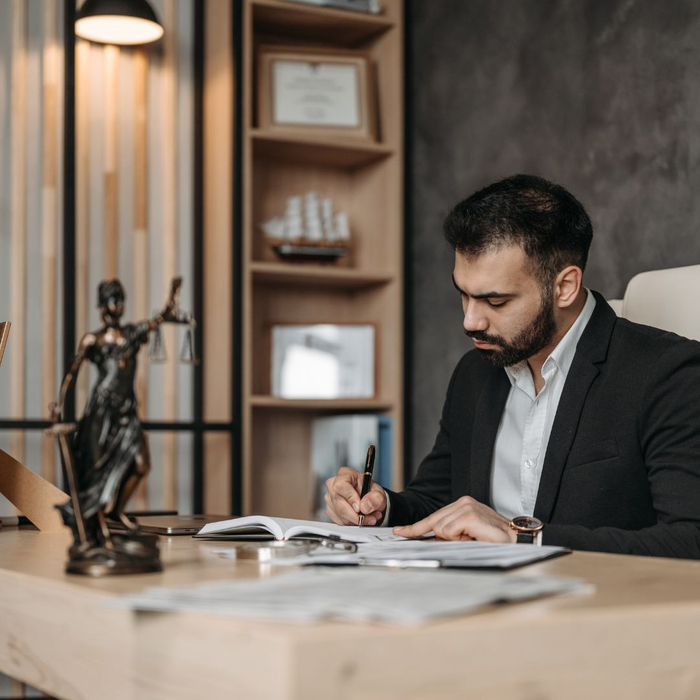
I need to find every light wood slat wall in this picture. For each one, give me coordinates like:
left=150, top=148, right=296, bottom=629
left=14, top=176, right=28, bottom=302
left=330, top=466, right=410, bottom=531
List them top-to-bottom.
left=0, top=0, right=228, bottom=522
left=9, top=0, right=27, bottom=468
left=41, top=0, right=59, bottom=485
left=73, top=0, right=196, bottom=513
left=160, top=0, right=179, bottom=511
left=203, top=0, right=233, bottom=515
left=1, top=1, right=64, bottom=695
left=0, top=2, right=65, bottom=493
left=0, top=2, right=223, bottom=518
left=75, top=37, right=90, bottom=412
left=103, top=44, right=119, bottom=279
left=132, top=47, right=149, bottom=510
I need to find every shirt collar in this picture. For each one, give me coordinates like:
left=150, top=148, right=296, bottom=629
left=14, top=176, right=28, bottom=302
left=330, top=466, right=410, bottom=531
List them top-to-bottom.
left=504, top=288, right=596, bottom=386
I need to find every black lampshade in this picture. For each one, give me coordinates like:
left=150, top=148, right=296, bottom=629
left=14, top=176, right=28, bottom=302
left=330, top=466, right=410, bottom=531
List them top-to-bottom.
left=75, top=0, right=164, bottom=45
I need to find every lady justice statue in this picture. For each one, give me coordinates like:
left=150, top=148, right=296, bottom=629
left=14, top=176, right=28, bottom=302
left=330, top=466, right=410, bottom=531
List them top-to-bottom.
left=49, top=276, right=195, bottom=576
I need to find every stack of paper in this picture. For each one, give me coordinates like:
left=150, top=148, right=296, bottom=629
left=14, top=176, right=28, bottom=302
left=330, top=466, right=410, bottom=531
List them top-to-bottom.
left=112, top=568, right=591, bottom=625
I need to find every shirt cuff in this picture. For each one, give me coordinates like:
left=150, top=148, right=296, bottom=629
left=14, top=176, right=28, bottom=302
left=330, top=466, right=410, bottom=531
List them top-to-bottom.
left=377, top=493, right=391, bottom=526
left=535, top=529, right=543, bottom=546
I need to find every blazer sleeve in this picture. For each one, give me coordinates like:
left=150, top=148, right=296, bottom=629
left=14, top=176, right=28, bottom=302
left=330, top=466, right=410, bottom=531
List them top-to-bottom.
left=544, top=341, right=700, bottom=559
left=384, top=356, right=466, bottom=526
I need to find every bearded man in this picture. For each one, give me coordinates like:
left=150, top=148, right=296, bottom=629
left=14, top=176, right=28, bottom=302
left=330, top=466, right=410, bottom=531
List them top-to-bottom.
left=325, top=174, right=700, bottom=559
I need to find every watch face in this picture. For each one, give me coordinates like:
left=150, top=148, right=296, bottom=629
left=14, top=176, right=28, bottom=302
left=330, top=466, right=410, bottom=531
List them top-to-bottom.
left=512, top=516, right=543, bottom=531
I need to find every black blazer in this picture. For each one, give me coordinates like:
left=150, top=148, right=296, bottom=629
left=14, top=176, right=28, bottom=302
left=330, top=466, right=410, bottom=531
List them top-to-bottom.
left=387, top=291, right=700, bottom=559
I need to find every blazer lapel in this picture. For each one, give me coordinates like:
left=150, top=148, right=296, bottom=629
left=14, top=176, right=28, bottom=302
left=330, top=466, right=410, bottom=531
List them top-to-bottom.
left=534, top=291, right=616, bottom=521
left=533, top=357, right=599, bottom=521
left=469, top=369, right=511, bottom=505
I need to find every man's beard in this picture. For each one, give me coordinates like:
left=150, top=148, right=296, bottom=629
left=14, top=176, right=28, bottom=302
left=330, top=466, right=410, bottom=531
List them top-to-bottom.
left=465, top=290, right=557, bottom=368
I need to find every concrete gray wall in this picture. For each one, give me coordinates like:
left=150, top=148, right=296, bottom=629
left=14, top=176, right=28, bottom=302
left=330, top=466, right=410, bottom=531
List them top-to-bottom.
left=407, top=0, right=700, bottom=472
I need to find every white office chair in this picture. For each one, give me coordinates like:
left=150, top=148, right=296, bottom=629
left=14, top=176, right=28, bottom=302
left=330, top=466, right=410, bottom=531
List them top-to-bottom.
left=607, top=264, right=700, bottom=342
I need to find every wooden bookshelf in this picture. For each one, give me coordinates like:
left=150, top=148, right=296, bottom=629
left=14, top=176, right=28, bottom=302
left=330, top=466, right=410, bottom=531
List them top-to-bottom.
left=241, top=0, right=404, bottom=518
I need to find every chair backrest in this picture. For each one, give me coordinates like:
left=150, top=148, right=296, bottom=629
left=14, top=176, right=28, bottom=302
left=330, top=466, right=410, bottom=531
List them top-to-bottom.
left=613, top=264, right=700, bottom=342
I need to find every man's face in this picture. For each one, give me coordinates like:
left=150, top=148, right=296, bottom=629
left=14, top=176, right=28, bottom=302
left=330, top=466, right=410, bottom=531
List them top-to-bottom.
left=452, top=246, right=557, bottom=368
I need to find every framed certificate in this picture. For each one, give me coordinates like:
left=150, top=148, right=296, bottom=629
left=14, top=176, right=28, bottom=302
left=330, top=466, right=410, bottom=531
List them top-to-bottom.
left=257, top=45, right=376, bottom=141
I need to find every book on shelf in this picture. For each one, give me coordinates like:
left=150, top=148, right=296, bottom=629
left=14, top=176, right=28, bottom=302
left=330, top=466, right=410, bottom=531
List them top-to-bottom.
left=280, top=0, right=381, bottom=14
left=310, top=414, right=392, bottom=521
left=194, top=515, right=404, bottom=543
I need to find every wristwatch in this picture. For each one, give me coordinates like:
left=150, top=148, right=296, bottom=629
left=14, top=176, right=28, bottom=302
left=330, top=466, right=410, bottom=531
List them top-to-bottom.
left=508, top=516, right=544, bottom=544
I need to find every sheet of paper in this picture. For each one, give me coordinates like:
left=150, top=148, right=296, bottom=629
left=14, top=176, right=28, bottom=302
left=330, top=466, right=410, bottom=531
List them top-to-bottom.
left=216, top=539, right=569, bottom=569
left=111, top=567, right=592, bottom=625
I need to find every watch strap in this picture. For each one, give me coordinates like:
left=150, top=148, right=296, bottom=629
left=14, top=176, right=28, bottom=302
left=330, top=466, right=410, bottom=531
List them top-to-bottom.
left=516, top=531, right=537, bottom=544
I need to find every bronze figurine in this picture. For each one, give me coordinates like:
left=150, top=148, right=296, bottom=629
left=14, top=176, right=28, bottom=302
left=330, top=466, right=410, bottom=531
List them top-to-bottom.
left=48, top=277, right=196, bottom=576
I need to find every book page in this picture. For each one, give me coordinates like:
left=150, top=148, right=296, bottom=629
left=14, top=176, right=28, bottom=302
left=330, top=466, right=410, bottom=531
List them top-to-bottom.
left=196, top=515, right=406, bottom=543
left=197, top=515, right=284, bottom=539
left=281, top=519, right=405, bottom=543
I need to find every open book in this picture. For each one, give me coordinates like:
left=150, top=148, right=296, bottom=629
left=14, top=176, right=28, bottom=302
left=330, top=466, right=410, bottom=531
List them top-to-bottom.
left=194, top=515, right=407, bottom=543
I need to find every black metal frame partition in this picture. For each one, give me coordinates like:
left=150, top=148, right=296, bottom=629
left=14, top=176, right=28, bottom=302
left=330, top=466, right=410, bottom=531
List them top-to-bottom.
left=0, top=1, right=241, bottom=517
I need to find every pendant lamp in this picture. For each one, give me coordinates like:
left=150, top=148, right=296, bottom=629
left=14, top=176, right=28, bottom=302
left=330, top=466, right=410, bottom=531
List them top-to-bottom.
left=75, top=0, right=164, bottom=46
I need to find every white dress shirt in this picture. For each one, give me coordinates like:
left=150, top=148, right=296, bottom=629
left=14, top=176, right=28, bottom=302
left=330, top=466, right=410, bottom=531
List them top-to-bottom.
left=490, top=289, right=596, bottom=521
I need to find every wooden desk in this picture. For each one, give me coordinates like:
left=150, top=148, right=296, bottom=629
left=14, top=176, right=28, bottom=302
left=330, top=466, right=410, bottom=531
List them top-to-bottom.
left=1, top=529, right=699, bottom=700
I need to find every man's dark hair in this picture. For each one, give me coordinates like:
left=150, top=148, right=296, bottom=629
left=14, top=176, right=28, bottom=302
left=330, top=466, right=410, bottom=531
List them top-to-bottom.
left=443, top=174, right=593, bottom=286
left=97, top=279, right=125, bottom=308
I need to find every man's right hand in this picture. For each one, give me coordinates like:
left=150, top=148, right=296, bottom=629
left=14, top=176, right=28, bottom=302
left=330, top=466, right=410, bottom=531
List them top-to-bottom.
left=325, top=467, right=387, bottom=526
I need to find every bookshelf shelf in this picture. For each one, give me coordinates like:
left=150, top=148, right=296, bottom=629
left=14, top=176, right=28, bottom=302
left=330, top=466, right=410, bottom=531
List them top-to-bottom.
left=252, top=0, right=394, bottom=46
left=251, top=130, right=394, bottom=168
left=251, top=261, right=392, bottom=288
left=250, top=396, right=394, bottom=411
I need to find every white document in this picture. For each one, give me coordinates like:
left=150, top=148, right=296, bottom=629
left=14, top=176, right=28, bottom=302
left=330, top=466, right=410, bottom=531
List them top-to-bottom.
left=195, top=515, right=408, bottom=544
left=253, top=540, right=569, bottom=570
left=112, top=567, right=592, bottom=625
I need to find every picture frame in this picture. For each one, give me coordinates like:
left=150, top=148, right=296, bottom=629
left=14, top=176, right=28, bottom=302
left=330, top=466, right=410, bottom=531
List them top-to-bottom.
left=257, top=45, right=377, bottom=141
left=269, top=323, right=376, bottom=399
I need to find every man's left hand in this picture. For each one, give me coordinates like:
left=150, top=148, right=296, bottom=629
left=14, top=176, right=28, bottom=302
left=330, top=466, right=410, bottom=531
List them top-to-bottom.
left=393, top=496, right=517, bottom=543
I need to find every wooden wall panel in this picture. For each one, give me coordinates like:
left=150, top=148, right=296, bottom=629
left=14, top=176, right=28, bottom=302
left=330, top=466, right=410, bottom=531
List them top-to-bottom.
left=0, top=0, right=227, bottom=520
left=9, top=0, right=27, bottom=465
left=41, top=0, right=60, bottom=484
left=73, top=0, right=196, bottom=512
left=160, top=0, right=179, bottom=511
left=203, top=0, right=233, bottom=423
left=203, top=0, right=234, bottom=514
left=74, top=37, right=90, bottom=411
left=103, top=44, right=119, bottom=279
left=132, top=47, right=149, bottom=510
left=204, top=432, right=232, bottom=515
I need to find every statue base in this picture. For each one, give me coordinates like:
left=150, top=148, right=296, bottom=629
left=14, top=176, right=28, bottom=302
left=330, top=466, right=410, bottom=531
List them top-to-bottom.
left=65, top=532, right=162, bottom=577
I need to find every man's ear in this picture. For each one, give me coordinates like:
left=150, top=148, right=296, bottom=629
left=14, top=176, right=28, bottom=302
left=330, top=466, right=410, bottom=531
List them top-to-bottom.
left=554, top=266, right=583, bottom=309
